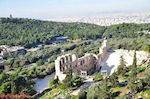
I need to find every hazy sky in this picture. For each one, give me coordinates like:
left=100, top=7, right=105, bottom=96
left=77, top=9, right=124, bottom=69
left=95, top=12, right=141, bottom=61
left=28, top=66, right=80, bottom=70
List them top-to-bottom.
left=0, top=0, right=150, bottom=19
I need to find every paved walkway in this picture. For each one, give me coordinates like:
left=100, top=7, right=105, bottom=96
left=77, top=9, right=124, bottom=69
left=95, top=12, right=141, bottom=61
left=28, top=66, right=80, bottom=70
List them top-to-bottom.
left=71, top=76, right=102, bottom=95
left=71, top=77, right=94, bottom=95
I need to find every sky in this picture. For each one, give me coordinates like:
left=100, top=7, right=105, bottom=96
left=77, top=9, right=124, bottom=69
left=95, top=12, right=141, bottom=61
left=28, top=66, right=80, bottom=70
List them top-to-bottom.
left=0, top=0, right=150, bottom=19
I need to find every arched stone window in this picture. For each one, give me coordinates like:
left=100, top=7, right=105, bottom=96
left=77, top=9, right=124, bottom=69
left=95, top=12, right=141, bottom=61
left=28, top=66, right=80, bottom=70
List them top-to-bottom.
left=69, top=55, right=72, bottom=62
left=66, top=56, right=68, bottom=62
left=62, top=58, right=65, bottom=64
left=82, top=59, right=84, bottom=64
left=59, top=61, right=62, bottom=66
left=80, top=61, right=82, bottom=65
left=66, top=65, right=68, bottom=69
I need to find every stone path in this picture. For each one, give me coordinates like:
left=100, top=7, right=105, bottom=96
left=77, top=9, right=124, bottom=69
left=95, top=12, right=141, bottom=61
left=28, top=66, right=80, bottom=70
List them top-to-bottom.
left=71, top=76, right=102, bottom=95
left=71, top=77, right=94, bottom=95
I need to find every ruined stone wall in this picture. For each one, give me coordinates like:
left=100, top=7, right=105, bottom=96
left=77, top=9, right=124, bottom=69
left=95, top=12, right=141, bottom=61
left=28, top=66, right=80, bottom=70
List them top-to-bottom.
left=55, top=39, right=108, bottom=81
left=97, top=39, right=108, bottom=70
left=0, top=46, right=8, bottom=56
left=55, top=54, right=77, bottom=81
left=76, top=54, right=97, bottom=75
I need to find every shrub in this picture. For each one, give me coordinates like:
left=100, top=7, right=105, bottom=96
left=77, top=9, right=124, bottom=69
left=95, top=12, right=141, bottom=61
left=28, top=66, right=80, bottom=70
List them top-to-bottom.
left=143, top=45, right=150, bottom=52
left=36, top=59, right=44, bottom=66
left=137, top=67, right=146, bottom=73
left=94, top=73, right=103, bottom=82
left=49, top=78, right=58, bottom=89
left=0, top=82, right=11, bottom=93
left=78, top=90, right=87, bottom=99
left=116, top=95, right=131, bottom=99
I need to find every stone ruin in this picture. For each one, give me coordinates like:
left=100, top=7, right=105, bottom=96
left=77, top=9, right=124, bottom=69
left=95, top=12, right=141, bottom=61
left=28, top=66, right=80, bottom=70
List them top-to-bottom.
left=55, top=39, right=108, bottom=81
left=0, top=45, right=25, bottom=57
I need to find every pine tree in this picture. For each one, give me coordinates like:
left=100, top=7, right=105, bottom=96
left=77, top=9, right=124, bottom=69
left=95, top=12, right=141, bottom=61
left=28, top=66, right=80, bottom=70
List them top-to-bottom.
left=110, top=72, right=118, bottom=87
left=87, top=77, right=112, bottom=99
left=101, top=77, right=112, bottom=99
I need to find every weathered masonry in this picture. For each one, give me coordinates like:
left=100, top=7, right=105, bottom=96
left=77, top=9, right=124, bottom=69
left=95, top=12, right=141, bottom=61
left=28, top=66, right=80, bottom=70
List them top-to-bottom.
left=55, top=39, right=108, bottom=81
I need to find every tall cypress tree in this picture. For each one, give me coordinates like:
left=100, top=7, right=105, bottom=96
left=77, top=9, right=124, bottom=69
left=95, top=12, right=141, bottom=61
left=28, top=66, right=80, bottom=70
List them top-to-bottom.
left=128, top=51, right=138, bottom=93
left=132, top=51, right=137, bottom=75
left=117, top=55, right=127, bottom=77
left=63, top=67, right=73, bottom=88
left=110, top=72, right=118, bottom=87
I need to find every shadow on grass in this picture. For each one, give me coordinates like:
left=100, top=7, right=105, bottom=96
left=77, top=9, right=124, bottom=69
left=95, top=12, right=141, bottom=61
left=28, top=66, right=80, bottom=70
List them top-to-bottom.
left=112, top=91, right=121, bottom=97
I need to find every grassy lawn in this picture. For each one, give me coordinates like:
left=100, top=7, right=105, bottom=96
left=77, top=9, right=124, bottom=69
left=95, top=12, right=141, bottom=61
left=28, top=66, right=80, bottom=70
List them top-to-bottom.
left=136, top=66, right=147, bottom=79
left=137, top=71, right=146, bottom=79
left=118, top=77, right=128, bottom=82
left=40, top=88, right=70, bottom=99
left=71, top=95, right=78, bottom=99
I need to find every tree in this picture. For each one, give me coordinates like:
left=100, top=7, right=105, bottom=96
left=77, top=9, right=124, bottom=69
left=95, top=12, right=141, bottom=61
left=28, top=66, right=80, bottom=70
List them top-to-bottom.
left=1, top=18, right=150, bottom=48
left=143, top=45, right=150, bottom=53
left=91, top=50, right=99, bottom=55
left=128, top=51, right=138, bottom=93
left=132, top=51, right=137, bottom=75
left=117, top=55, right=127, bottom=77
left=36, top=59, right=44, bottom=66
left=63, top=67, right=73, bottom=88
left=145, top=67, right=150, bottom=86
left=0, top=72, right=36, bottom=95
left=0, top=72, right=9, bottom=85
left=109, top=72, right=118, bottom=87
left=94, top=73, right=103, bottom=82
left=72, top=77, right=83, bottom=88
left=100, top=77, right=111, bottom=98
left=49, top=78, right=58, bottom=89
left=87, top=78, right=111, bottom=99
left=0, top=82, right=11, bottom=93
left=87, top=84, right=101, bottom=99
left=78, top=90, right=87, bottom=99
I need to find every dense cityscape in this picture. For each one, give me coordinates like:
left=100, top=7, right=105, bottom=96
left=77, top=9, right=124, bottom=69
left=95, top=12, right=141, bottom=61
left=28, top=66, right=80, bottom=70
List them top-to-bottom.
left=49, top=12, right=150, bottom=26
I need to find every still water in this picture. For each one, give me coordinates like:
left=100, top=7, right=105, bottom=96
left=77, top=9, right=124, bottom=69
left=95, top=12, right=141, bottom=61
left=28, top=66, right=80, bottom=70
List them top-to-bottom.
left=34, top=72, right=56, bottom=93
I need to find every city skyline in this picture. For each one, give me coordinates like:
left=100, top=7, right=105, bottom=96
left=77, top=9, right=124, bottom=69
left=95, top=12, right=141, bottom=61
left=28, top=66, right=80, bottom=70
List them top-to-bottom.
left=0, top=0, right=150, bottom=19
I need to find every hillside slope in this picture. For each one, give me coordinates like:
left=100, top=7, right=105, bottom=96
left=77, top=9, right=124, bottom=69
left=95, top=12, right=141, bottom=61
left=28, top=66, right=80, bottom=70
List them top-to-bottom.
left=0, top=18, right=150, bottom=48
